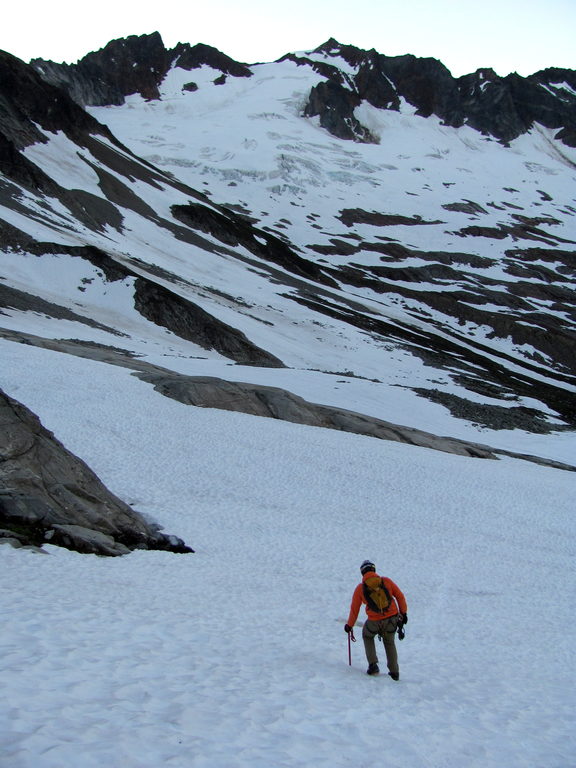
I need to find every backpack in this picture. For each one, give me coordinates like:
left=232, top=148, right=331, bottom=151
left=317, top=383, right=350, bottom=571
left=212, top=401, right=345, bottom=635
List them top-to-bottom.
left=363, top=575, right=392, bottom=614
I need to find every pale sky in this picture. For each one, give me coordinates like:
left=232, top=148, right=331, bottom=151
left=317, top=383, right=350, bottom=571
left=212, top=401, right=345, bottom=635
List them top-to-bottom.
left=2, top=0, right=575, bottom=77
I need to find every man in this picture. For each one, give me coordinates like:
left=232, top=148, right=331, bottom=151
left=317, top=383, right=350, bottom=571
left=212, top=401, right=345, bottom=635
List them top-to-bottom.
left=345, top=560, right=408, bottom=678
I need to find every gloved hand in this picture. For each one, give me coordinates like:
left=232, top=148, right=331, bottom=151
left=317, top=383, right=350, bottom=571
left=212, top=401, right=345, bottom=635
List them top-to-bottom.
left=400, top=613, right=408, bottom=625
left=344, top=624, right=353, bottom=633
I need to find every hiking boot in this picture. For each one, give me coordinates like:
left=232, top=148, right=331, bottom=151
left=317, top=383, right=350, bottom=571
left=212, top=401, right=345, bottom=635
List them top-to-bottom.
left=366, top=663, right=380, bottom=675
left=388, top=671, right=399, bottom=681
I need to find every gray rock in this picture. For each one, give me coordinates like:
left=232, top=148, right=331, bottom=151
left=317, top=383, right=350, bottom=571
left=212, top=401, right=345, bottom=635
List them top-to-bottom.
left=137, top=372, right=576, bottom=471
left=137, top=373, right=495, bottom=458
left=0, top=388, right=194, bottom=556
left=45, top=525, right=131, bottom=556
left=0, top=527, right=48, bottom=553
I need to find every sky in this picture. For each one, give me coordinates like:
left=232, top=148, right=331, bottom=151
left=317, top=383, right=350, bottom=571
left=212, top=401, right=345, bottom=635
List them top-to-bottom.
left=2, top=0, right=575, bottom=77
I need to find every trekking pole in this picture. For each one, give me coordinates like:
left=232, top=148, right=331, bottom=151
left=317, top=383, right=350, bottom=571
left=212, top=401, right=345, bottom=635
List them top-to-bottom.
left=348, top=628, right=356, bottom=666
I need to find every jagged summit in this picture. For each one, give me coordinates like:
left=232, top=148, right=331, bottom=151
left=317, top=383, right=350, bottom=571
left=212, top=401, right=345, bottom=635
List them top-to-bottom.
left=30, top=33, right=253, bottom=107
left=298, top=38, right=576, bottom=145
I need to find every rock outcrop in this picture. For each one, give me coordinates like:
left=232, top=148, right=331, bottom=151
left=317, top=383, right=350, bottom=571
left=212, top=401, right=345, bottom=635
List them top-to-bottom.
left=31, top=34, right=252, bottom=108
left=303, top=39, right=576, bottom=145
left=172, top=42, right=252, bottom=78
left=0, top=50, right=114, bottom=150
left=304, top=80, right=377, bottom=143
left=171, top=202, right=336, bottom=285
left=133, top=279, right=284, bottom=368
left=137, top=373, right=576, bottom=471
left=0, top=388, right=193, bottom=556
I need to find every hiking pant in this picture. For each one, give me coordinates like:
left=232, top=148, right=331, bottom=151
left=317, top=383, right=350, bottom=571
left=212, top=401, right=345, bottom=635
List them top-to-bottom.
left=363, top=616, right=399, bottom=674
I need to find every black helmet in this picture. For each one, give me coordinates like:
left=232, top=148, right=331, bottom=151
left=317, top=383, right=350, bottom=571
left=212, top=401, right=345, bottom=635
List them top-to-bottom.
left=360, top=560, right=376, bottom=575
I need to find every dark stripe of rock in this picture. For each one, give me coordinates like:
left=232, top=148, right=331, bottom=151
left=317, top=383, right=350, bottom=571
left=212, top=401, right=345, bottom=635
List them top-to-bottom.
left=136, top=373, right=576, bottom=472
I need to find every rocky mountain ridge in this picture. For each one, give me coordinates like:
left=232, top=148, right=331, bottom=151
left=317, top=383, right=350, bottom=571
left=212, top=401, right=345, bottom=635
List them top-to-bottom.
left=31, top=33, right=252, bottom=107
left=30, top=34, right=576, bottom=146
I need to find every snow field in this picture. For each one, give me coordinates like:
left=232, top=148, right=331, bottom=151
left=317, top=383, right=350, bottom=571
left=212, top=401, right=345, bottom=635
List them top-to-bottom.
left=1, top=52, right=576, bottom=765
left=1, top=343, right=574, bottom=768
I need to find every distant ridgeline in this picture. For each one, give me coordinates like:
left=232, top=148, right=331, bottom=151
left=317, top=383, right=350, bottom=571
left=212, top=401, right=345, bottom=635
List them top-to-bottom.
left=28, top=33, right=576, bottom=145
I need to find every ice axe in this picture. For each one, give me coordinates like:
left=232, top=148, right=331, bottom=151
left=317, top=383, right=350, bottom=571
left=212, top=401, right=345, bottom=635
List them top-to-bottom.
left=347, top=626, right=356, bottom=665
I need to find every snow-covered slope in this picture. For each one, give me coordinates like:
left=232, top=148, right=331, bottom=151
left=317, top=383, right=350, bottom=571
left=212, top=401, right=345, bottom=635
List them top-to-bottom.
left=1, top=34, right=575, bottom=768
left=1, top=39, right=575, bottom=465
left=1, top=341, right=574, bottom=768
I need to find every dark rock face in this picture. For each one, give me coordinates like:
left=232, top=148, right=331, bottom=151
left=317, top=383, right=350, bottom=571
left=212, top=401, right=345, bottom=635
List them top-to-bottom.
left=32, top=32, right=173, bottom=106
left=25, top=33, right=576, bottom=144
left=31, top=35, right=252, bottom=108
left=302, top=40, right=576, bottom=145
left=172, top=42, right=252, bottom=77
left=0, top=50, right=113, bottom=148
left=0, top=50, right=139, bottom=231
left=279, top=52, right=350, bottom=87
left=376, top=53, right=463, bottom=123
left=355, top=58, right=400, bottom=111
left=457, top=69, right=531, bottom=142
left=532, top=69, right=576, bottom=146
left=513, top=70, right=576, bottom=139
left=304, top=80, right=377, bottom=143
left=0, top=132, right=55, bottom=192
left=171, top=202, right=337, bottom=285
left=338, top=208, right=442, bottom=227
left=133, top=278, right=284, bottom=367
left=0, top=282, right=125, bottom=335
left=0, top=388, right=194, bottom=556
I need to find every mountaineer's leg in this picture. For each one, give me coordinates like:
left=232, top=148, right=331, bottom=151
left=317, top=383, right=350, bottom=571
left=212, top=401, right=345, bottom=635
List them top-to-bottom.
left=381, top=616, right=399, bottom=678
left=362, top=620, right=379, bottom=664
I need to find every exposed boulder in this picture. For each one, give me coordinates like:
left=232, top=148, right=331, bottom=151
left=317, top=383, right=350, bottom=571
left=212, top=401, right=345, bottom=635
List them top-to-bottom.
left=0, top=388, right=193, bottom=556
left=45, top=525, right=131, bottom=556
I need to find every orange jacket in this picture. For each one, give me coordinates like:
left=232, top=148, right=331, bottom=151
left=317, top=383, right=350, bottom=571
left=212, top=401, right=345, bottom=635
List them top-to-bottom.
left=347, top=572, right=407, bottom=626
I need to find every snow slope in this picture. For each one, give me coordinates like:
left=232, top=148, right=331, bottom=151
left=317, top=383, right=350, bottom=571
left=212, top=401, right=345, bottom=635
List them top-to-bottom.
left=1, top=41, right=575, bottom=768
left=2, top=68, right=575, bottom=462
left=1, top=340, right=575, bottom=768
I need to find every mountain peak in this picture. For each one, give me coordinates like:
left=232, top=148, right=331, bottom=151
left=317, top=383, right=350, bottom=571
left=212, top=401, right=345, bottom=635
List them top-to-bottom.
left=313, top=37, right=343, bottom=54
left=172, top=42, right=252, bottom=77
